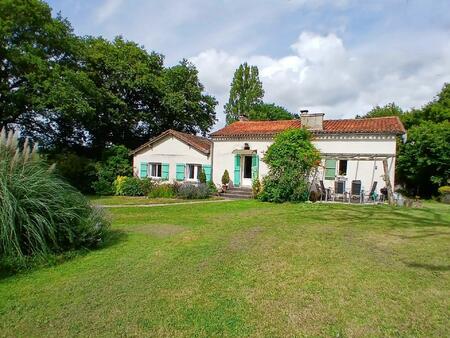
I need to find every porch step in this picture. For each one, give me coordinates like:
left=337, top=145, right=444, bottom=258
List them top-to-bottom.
left=222, top=187, right=253, bottom=199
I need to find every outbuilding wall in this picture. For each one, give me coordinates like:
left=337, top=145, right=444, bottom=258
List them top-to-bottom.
left=133, top=136, right=211, bottom=182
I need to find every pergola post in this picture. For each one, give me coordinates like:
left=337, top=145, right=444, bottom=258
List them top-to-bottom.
left=382, top=159, right=394, bottom=205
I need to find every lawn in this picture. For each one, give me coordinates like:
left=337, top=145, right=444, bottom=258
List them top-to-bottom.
left=88, top=195, right=223, bottom=206
left=0, top=201, right=449, bottom=337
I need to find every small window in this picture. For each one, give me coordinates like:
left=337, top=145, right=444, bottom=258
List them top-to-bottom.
left=338, top=160, right=348, bottom=176
left=149, top=163, right=162, bottom=178
left=186, top=164, right=202, bottom=180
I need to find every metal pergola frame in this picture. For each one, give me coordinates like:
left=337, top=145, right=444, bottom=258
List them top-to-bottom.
left=316, top=153, right=395, bottom=205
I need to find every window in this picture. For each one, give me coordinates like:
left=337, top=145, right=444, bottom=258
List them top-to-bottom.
left=324, top=159, right=336, bottom=180
left=338, top=160, right=348, bottom=176
left=149, top=163, right=162, bottom=178
left=186, top=164, right=202, bottom=180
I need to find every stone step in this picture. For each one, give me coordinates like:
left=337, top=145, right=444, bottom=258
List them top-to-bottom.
left=222, top=187, right=253, bottom=199
left=223, top=192, right=253, bottom=199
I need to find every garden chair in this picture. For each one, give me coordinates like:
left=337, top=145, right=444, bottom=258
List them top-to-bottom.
left=334, top=180, right=347, bottom=202
left=350, top=180, right=362, bottom=203
left=365, top=181, right=378, bottom=202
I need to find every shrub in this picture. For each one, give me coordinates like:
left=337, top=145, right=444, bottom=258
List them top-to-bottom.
left=259, top=128, right=320, bottom=203
left=0, top=129, right=110, bottom=263
left=92, top=145, right=132, bottom=195
left=51, top=152, right=97, bottom=194
left=199, top=169, right=207, bottom=184
left=222, top=169, right=230, bottom=185
left=113, top=176, right=127, bottom=195
left=121, top=177, right=144, bottom=196
left=140, top=178, right=154, bottom=195
left=252, top=178, right=261, bottom=198
left=208, top=181, right=218, bottom=194
left=177, top=183, right=211, bottom=199
left=148, top=184, right=176, bottom=198
left=438, top=185, right=450, bottom=204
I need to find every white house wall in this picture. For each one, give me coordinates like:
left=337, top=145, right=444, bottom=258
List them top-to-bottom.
left=212, top=135, right=398, bottom=193
left=133, top=136, right=210, bottom=181
left=212, top=139, right=273, bottom=187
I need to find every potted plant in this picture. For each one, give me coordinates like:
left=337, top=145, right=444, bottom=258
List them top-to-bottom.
left=221, top=169, right=230, bottom=191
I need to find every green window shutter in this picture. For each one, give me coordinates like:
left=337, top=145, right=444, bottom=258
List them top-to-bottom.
left=234, top=154, right=241, bottom=186
left=251, top=154, right=259, bottom=179
left=325, top=159, right=336, bottom=180
left=140, top=162, right=147, bottom=178
left=162, top=163, right=169, bottom=181
left=176, top=164, right=185, bottom=181
left=203, top=164, right=212, bottom=182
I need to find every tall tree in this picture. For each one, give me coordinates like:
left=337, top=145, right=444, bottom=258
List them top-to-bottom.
left=0, top=0, right=77, bottom=129
left=160, top=59, right=217, bottom=136
left=224, top=63, right=264, bottom=124
left=357, top=102, right=403, bottom=119
left=248, top=103, right=294, bottom=121
left=397, top=121, right=450, bottom=197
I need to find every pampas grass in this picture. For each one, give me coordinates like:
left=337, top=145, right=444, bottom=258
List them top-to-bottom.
left=0, top=128, right=109, bottom=262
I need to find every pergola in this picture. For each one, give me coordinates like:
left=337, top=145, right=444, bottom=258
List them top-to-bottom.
left=318, top=152, right=395, bottom=205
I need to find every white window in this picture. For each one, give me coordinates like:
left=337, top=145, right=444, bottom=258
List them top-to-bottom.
left=149, top=163, right=162, bottom=178
left=186, top=164, right=202, bottom=180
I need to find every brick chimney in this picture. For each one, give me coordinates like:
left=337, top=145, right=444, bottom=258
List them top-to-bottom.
left=300, top=112, right=324, bottom=130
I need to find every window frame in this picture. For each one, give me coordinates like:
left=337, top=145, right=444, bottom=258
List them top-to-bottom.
left=149, top=162, right=162, bottom=178
left=186, top=163, right=202, bottom=181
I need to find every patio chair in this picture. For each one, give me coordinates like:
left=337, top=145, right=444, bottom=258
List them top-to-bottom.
left=334, top=180, right=347, bottom=202
left=350, top=180, right=362, bottom=203
left=365, top=181, right=378, bottom=202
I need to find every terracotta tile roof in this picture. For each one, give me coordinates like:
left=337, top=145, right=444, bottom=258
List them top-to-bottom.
left=211, top=116, right=405, bottom=137
left=132, top=129, right=211, bottom=155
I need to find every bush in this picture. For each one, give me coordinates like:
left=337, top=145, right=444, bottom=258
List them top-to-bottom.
left=259, top=128, right=320, bottom=203
left=0, top=129, right=110, bottom=264
left=92, top=145, right=132, bottom=195
left=51, top=152, right=97, bottom=194
left=199, top=169, right=207, bottom=184
left=222, top=170, right=230, bottom=185
left=114, top=176, right=154, bottom=196
left=122, top=177, right=145, bottom=196
left=140, top=178, right=154, bottom=195
left=252, top=178, right=261, bottom=198
left=208, top=181, right=218, bottom=194
left=177, top=183, right=211, bottom=199
left=148, top=184, right=176, bottom=198
left=438, top=185, right=450, bottom=204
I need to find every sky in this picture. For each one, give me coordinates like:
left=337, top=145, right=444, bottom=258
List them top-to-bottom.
left=47, top=0, right=450, bottom=129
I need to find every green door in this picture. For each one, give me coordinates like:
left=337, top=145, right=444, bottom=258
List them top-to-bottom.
left=234, top=154, right=241, bottom=186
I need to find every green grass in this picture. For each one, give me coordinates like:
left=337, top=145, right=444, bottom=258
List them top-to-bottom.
left=88, top=195, right=222, bottom=206
left=1, top=201, right=449, bottom=337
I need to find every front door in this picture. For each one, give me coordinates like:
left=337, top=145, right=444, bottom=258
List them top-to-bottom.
left=242, top=155, right=253, bottom=186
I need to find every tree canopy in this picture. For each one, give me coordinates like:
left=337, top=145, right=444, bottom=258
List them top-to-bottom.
left=1, top=0, right=217, bottom=157
left=224, top=63, right=264, bottom=124
left=359, top=83, right=450, bottom=197
left=248, top=103, right=295, bottom=120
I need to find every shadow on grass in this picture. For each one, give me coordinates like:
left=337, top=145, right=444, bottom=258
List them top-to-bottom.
left=0, top=229, right=127, bottom=281
left=404, top=262, right=450, bottom=272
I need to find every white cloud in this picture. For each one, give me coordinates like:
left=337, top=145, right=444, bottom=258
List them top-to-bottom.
left=96, top=0, right=124, bottom=23
left=191, top=31, right=450, bottom=129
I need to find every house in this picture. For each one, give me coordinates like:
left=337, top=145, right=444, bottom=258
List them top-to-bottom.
left=132, top=113, right=406, bottom=195
left=131, top=129, right=212, bottom=182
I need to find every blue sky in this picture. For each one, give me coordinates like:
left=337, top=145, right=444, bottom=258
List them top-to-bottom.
left=47, top=0, right=450, bottom=128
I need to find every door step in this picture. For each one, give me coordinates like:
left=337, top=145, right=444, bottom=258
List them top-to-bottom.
left=222, top=187, right=253, bottom=199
